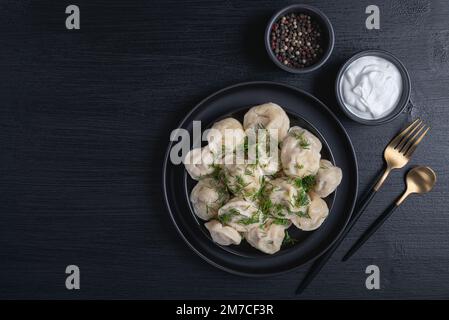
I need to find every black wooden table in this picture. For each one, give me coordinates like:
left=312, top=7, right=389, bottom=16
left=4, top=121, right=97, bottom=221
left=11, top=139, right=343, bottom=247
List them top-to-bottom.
left=1, top=0, right=448, bottom=299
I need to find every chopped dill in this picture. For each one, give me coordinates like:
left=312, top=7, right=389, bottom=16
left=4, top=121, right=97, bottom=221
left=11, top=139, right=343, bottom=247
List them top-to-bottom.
left=290, top=130, right=310, bottom=149
left=242, top=136, right=249, bottom=154
left=210, top=165, right=225, bottom=182
left=230, top=174, right=251, bottom=195
left=293, top=175, right=316, bottom=193
left=302, top=175, right=316, bottom=192
left=214, top=186, right=229, bottom=207
left=293, top=189, right=310, bottom=208
left=258, top=196, right=273, bottom=216
left=272, top=203, right=286, bottom=216
left=218, top=208, right=240, bottom=224
left=293, top=209, right=310, bottom=219
left=238, top=212, right=261, bottom=225
left=272, top=217, right=290, bottom=226
left=282, top=231, right=298, bottom=246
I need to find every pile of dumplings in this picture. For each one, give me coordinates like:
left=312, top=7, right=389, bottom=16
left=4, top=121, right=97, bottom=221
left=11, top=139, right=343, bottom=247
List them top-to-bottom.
left=183, top=103, right=342, bottom=254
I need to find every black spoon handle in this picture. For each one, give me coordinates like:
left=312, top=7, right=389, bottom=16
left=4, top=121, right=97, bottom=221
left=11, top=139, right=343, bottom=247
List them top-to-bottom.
left=296, top=180, right=379, bottom=294
left=342, top=202, right=398, bottom=262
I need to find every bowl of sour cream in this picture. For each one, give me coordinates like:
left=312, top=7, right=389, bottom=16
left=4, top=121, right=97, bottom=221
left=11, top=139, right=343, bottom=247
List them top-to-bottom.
left=336, top=50, right=411, bottom=125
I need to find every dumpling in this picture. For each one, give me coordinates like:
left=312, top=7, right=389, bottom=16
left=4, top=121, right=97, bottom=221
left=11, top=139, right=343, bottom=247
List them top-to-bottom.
left=243, top=103, right=290, bottom=142
left=207, top=117, right=246, bottom=155
left=286, top=126, right=322, bottom=152
left=281, top=127, right=321, bottom=177
left=246, top=128, right=280, bottom=175
left=183, top=146, right=215, bottom=180
left=281, top=148, right=320, bottom=178
left=314, top=160, right=343, bottom=197
left=224, top=163, right=262, bottom=199
left=268, top=177, right=310, bottom=217
left=190, top=178, right=229, bottom=221
left=290, top=192, right=329, bottom=231
left=218, top=198, right=260, bottom=232
left=205, top=220, right=242, bottom=246
left=245, top=220, right=287, bottom=254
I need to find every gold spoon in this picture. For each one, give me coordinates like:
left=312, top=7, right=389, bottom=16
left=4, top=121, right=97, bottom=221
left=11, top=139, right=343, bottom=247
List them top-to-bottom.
left=343, top=166, right=437, bottom=261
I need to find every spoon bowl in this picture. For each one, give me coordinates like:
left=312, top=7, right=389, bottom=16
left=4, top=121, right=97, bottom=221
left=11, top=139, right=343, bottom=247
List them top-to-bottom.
left=398, top=166, right=436, bottom=204
left=406, top=166, right=436, bottom=194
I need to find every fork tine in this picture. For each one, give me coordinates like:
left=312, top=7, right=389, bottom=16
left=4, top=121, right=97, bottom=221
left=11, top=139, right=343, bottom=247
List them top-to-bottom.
left=388, top=118, right=421, bottom=148
left=396, top=120, right=423, bottom=151
left=399, top=123, right=425, bottom=153
left=405, top=127, right=430, bottom=158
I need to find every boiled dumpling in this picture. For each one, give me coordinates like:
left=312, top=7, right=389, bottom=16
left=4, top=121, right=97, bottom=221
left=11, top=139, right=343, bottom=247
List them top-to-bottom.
left=243, top=103, right=290, bottom=142
left=207, top=117, right=246, bottom=155
left=286, top=126, right=322, bottom=152
left=281, top=127, right=321, bottom=177
left=245, top=128, right=280, bottom=175
left=183, top=146, right=215, bottom=180
left=281, top=147, right=320, bottom=177
left=314, top=160, right=343, bottom=197
left=224, top=163, right=262, bottom=199
left=269, top=177, right=310, bottom=217
left=190, top=178, right=229, bottom=221
left=290, top=192, right=329, bottom=231
left=218, top=198, right=260, bottom=232
left=205, top=220, right=242, bottom=246
left=245, top=220, right=287, bottom=254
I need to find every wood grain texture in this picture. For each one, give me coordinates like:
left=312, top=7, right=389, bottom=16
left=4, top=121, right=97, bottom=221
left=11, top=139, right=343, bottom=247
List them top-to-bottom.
left=0, top=0, right=448, bottom=299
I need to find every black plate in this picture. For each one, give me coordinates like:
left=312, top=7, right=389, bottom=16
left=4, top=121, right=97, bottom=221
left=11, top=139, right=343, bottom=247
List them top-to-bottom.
left=162, top=81, right=358, bottom=276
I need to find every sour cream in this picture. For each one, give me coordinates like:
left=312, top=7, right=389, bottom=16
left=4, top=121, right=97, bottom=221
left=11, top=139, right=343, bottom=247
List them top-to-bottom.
left=339, top=55, right=403, bottom=120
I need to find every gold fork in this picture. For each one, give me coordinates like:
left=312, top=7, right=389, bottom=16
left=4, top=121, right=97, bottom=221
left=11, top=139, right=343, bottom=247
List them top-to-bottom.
left=296, top=118, right=429, bottom=294
left=374, top=118, right=430, bottom=191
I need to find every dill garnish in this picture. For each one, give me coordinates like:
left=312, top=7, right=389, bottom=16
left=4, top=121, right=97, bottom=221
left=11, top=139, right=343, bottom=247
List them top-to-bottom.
left=290, top=130, right=310, bottom=149
left=211, top=165, right=225, bottom=182
left=230, top=174, right=251, bottom=195
left=293, top=175, right=316, bottom=193
left=293, top=189, right=310, bottom=208
left=218, top=208, right=240, bottom=224
left=293, top=209, right=310, bottom=219
left=238, top=212, right=261, bottom=225
left=272, top=217, right=290, bottom=226
left=282, top=231, right=298, bottom=246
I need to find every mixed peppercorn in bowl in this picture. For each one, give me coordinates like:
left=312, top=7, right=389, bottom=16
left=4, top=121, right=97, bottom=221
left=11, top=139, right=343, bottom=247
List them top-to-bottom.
left=265, top=4, right=335, bottom=73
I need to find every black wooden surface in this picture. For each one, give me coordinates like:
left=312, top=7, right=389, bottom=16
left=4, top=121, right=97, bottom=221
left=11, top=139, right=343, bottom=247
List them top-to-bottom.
left=0, top=0, right=448, bottom=299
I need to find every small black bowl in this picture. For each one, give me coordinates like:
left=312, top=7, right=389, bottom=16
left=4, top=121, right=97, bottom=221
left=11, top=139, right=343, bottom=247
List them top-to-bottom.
left=265, top=4, right=335, bottom=73
left=335, top=50, right=411, bottom=125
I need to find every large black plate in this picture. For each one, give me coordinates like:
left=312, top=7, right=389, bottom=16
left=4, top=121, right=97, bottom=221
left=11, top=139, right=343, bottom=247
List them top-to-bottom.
left=162, top=81, right=358, bottom=276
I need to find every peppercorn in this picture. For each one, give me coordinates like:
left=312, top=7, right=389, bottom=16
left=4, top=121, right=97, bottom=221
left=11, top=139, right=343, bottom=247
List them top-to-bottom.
left=270, top=12, right=325, bottom=69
